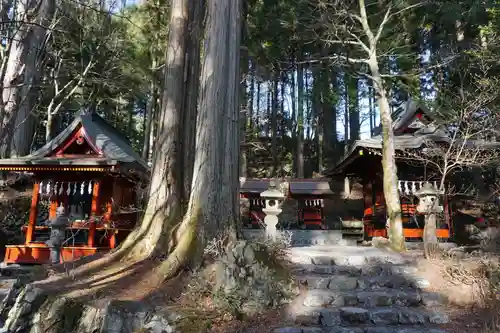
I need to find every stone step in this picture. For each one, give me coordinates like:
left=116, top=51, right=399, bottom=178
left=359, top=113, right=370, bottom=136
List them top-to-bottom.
left=243, top=230, right=358, bottom=246
left=288, top=246, right=412, bottom=267
left=293, top=263, right=421, bottom=278
left=294, top=264, right=411, bottom=275
left=296, top=274, right=429, bottom=291
left=302, top=289, right=435, bottom=308
left=290, top=306, right=449, bottom=327
left=338, top=307, right=449, bottom=325
left=274, top=327, right=447, bottom=333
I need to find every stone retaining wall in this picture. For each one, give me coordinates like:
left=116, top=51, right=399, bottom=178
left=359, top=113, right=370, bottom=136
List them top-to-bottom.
left=0, top=283, right=179, bottom=333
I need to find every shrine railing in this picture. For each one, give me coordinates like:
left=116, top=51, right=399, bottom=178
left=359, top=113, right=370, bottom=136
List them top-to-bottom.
left=397, top=180, right=441, bottom=196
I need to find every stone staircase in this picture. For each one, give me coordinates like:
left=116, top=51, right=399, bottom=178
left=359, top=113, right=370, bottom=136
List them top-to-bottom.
left=278, top=245, right=450, bottom=333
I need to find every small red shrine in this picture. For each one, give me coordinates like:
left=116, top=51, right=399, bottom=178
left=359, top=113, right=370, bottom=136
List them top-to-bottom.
left=325, top=100, right=452, bottom=241
left=0, top=111, right=148, bottom=264
left=240, top=178, right=333, bottom=229
left=240, top=179, right=271, bottom=228
left=289, top=179, right=333, bottom=229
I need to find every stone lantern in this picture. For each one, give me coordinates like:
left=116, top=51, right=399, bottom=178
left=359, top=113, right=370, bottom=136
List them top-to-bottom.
left=260, top=180, right=285, bottom=240
left=415, top=182, right=442, bottom=214
left=415, top=182, right=443, bottom=258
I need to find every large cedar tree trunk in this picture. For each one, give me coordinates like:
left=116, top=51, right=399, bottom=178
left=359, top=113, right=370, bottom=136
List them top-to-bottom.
left=0, top=0, right=55, bottom=157
left=119, top=0, right=190, bottom=260
left=156, top=0, right=241, bottom=275
left=180, top=0, right=204, bottom=203
left=239, top=1, right=249, bottom=178
left=142, top=57, right=157, bottom=162
left=296, top=63, right=304, bottom=178
left=271, top=70, right=278, bottom=176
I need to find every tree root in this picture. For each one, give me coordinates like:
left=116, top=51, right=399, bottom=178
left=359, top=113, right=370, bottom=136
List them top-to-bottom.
left=154, top=208, right=200, bottom=279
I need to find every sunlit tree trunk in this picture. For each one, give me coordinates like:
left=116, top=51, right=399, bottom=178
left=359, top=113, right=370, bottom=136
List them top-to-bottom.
left=119, top=0, right=190, bottom=260
left=156, top=0, right=241, bottom=275
left=180, top=0, right=204, bottom=203
left=359, top=0, right=405, bottom=252
left=368, top=56, right=405, bottom=252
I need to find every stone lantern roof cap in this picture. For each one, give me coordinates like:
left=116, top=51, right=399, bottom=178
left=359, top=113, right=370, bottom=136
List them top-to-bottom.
left=260, top=180, right=285, bottom=199
left=414, top=182, right=438, bottom=198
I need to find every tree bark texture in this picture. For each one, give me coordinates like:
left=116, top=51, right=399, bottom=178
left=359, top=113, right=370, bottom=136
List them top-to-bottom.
left=0, top=0, right=55, bottom=157
left=119, top=0, right=190, bottom=260
left=156, top=0, right=242, bottom=275
left=180, top=0, right=204, bottom=204
left=239, top=1, right=248, bottom=178
left=142, top=57, right=157, bottom=162
left=368, top=57, right=405, bottom=252
left=296, top=63, right=304, bottom=178
left=271, top=70, right=278, bottom=176
left=349, top=78, right=360, bottom=142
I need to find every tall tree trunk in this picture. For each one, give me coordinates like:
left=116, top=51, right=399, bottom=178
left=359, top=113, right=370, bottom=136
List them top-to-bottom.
left=0, top=0, right=55, bottom=157
left=120, top=0, right=190, bottom=261
left=157, top=0, right=242, bottom=276
left=180, top=0, right=204, bottom=203
left=223, top=0, right=242, bottom=240
left=239, top=0, right=248, bottom=178
left=356, top=0, right=404, bottom=251
left=368, top=55, right=405, bottom=252
left=142, top=57, right=157, bottom=161
left=248, top=60, right=255, bottom=131
left=296, top=62, right=304, bottom=178
left=290, top=63, right=297, bottom=174
left=312, top=64, right=323, bottom=172
left=304, top=67, right=312, bottom=140
left=323, top=68, right=336, bottom=161
left=271, top=69, right=278, bottom=176
left=279, top=71, right=286, bottom=175
left=343, top=73, right=349, bottom=151
left=349, top=78, right=360, bottom=142
left=256, top=79, right=261, bottom=135
left=368, top=81, right=374, bottom=136
left=266, top=82, right=271, bottom=136
left=371, top=84, right=377, bottom=130
left=127, top=106, right=134, bottom=137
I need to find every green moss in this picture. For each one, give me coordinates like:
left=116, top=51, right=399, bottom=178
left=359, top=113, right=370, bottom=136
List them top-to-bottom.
left=252, top=245, right=292, bottom=281
left=35, top=296, right=84, bottom=333
left=165, top=306, right=216, bottom=333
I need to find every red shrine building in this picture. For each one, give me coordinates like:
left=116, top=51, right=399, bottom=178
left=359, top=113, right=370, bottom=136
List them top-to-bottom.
left=324, top=100, right=453, bottom=241
left=0, top=111, right=148, bottom=264
left=240, top=178, right=333, bottom=229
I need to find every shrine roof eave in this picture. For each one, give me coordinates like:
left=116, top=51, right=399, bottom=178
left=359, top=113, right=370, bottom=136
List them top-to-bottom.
left=24, top=111, right=149, bottom=171
left=323, top=134, right=500, bottom=178
left=323, top=134, right=428, bottom=177
left=0, top=157, right=119, bottom=166
left=0, top=157, right=145, bottom=176
left=289, top=180, right=334, bottom=196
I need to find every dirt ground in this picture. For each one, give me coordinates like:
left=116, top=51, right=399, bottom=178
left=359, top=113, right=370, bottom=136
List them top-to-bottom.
left=413, top=253, right=500, bottom=333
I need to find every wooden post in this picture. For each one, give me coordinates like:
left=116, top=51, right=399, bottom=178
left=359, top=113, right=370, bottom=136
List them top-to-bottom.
left=343, top=177, right=350, bottom=199
left=88, top=181, right=100, bottom=247
left=26, top=182, right=40, bottom=244
left=443, top=192, right=451, bottom=234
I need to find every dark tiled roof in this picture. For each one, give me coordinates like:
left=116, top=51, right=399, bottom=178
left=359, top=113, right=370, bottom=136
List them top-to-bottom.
left=0, top=111, right=148, bottom=172
left=289, top=180, right=333, bottom=195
